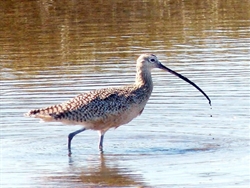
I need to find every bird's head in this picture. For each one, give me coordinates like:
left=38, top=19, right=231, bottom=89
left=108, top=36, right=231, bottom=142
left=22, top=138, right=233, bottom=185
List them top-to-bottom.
left=136, top=54, right=211, bottom=106
left=136, top=54, right=162, bottom=70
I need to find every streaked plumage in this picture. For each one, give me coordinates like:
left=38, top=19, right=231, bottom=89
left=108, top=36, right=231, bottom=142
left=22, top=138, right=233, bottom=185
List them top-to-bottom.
left=25, top=54, right=211, bottom=155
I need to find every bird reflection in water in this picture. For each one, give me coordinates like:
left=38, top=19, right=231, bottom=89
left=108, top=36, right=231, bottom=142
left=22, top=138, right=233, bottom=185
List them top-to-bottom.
left=44, top=154, right=147, bottom=187
left=78, top=154, right=146, bottom=187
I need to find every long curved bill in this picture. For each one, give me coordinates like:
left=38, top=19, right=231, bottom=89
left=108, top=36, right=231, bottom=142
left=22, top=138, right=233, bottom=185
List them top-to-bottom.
left=158, top=63, right=211, bottom=106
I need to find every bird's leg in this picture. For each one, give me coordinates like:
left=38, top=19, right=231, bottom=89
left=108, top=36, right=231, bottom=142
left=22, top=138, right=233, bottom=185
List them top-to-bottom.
left=68, top=128, right=86, bottom=156
left=98, top=133, right=105, bottom=153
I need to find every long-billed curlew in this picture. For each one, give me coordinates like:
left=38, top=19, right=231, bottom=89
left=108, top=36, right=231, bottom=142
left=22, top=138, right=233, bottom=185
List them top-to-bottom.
left=25, top=54, right=211, bottom=155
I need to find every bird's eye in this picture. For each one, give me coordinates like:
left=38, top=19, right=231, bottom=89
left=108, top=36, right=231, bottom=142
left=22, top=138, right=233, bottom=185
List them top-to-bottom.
left=150, top=58, right=155, bottom=62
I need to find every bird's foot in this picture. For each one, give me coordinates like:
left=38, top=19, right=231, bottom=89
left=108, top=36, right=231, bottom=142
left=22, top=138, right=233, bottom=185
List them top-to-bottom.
left=99, top=145, right=104, bottom=154
left=68, top=149, right=72, bottom=157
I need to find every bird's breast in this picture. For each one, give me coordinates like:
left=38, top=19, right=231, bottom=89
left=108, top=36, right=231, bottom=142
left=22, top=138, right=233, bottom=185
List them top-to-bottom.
left=87, top=103, right=145, bottom=131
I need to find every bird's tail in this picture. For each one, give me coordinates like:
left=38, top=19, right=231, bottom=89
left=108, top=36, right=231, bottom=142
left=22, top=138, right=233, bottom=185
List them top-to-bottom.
left=24, top=104, right=65, bottom=121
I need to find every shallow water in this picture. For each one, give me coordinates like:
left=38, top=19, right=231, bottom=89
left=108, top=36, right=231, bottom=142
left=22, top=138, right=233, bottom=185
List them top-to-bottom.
left=1, top=0, right=250, bottom=187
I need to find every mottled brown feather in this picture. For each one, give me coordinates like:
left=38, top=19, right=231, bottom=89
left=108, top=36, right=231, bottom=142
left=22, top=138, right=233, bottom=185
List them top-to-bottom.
left=25, top=54, right=157, bottom=131
left=25, top=84, right=152, bottom=129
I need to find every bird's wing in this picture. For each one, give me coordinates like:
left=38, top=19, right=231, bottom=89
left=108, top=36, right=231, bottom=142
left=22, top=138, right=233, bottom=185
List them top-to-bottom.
left=25, top=86, right=138, bottom=122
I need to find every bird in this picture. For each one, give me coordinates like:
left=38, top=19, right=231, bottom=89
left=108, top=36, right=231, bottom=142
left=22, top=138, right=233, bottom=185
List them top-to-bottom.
left=25, top=54, right=211, bottom=156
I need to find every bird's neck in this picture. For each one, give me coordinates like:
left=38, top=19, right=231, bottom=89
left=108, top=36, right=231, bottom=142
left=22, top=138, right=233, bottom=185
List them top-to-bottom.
left=135, top=67, right=153, bottom=92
